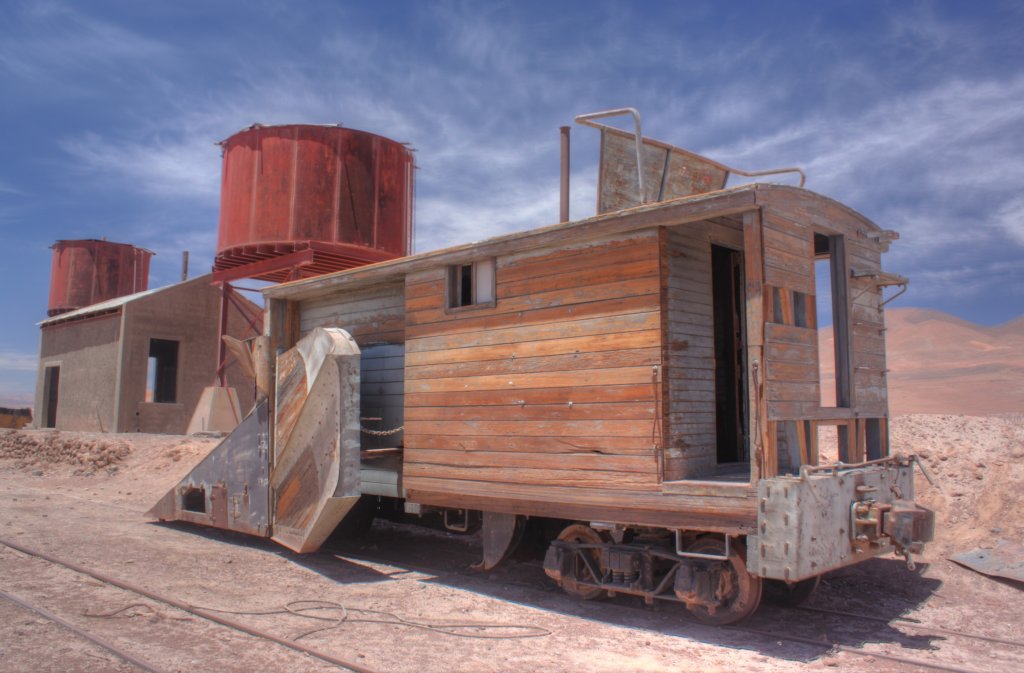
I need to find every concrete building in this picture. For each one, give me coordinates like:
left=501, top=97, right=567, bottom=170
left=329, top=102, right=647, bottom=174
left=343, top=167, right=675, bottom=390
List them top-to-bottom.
left=34, top=275, right=257, bottom=434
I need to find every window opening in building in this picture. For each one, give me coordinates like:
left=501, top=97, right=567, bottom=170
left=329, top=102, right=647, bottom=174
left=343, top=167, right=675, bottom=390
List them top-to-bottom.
left=814, top=233, right=851, bottom=408
left=448, top=258, right=495, bottom=308
left=147, top=338, right=179, bottom=403
left=42, top=366, right=60, bottom=428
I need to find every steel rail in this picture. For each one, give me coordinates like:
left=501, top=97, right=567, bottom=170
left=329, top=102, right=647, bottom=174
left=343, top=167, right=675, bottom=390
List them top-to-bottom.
left=5, top=528, right=1007, bottom=673
left=0, top=536, right=380, bottom=673
left=0, top=588, right=172, bottom=673
left=794, top=605, right=1024, bottom=649
left=732, top=624, right=992, bottom=673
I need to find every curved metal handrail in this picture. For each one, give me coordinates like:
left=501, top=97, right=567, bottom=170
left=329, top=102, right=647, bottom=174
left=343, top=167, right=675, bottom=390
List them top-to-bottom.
left=574, top=108, right=807, bottom=204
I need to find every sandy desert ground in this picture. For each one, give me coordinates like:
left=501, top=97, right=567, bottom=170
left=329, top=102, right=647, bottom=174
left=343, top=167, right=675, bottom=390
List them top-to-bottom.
left=1, top=411, right=1021, bottom=673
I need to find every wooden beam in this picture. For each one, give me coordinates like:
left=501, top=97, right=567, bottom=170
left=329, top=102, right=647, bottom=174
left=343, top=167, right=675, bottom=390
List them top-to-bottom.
left=742, top=208, right=770, bottom=479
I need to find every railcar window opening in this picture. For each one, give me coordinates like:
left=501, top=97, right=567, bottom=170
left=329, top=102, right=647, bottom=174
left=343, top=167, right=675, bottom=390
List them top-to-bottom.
left=814, top=233, right=851, bottom=408
left=447, top=258, right=496, bottom=309
left=770, top=287, right=812, bottom=327
left=865, top=418, right=887, bottom=459
left=775, top=420, right=807, bottom=475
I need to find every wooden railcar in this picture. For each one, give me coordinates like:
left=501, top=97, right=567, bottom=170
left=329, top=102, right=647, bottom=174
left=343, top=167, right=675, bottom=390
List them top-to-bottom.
left=152, top=124, right=933, bottom=624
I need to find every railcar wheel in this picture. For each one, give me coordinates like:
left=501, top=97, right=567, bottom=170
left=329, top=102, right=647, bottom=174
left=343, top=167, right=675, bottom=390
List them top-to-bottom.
left=555, top=524, right=606, bottom=601
left=684, top=538, right=762, bottom=625
left=765, top=575, right=821, bottom=607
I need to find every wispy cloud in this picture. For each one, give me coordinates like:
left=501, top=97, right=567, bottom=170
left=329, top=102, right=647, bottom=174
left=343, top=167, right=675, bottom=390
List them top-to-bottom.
left=0, top=1, right=171, bottom=92
left=3, top=1, right=1019, bottom=338
left=46, top=6, right=586, bottom=254
left=707, top=74, right=1024, bottom=248
left=59, top=131, right=220, bottom=201
left=0, top=179, right=25, bottom=196
left=993, top=195, right=1024, bottom=246
left=907, top=258, right=1024, bottom=302
left=0, top=351, right=38, bottom=372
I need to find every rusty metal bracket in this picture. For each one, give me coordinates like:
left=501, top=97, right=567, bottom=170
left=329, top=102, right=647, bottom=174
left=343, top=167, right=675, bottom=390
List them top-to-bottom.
left=799, top=453, right=909, bottom=478
left=912, top=454, right=942, bottom=493
left=675, top=531, right=731, bottom=561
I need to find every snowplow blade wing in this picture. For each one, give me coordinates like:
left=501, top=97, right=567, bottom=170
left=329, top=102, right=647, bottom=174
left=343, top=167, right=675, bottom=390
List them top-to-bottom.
left=270, top=327, right=362, bottom=553
left=147, top=399, right=271, bottom=536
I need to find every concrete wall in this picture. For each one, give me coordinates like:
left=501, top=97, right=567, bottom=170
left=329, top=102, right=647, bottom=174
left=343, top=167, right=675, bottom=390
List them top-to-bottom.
left=33, top=275, right=258, bottom=435
left=117, top=276, right=257, bottom=434
left=35, top=313, right=121, bottom=431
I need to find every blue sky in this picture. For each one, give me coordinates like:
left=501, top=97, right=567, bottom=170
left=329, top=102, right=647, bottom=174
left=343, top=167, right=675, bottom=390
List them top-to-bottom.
left=1, top=1, right=1022, bottom=407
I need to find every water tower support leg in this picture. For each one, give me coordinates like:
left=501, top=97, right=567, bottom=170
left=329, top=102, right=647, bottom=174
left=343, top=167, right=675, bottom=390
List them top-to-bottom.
left=217, top=283, right=230, bottom=387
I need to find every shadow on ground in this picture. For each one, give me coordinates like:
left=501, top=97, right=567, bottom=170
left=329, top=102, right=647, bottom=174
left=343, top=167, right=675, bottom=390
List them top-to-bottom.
left=264, top=518, right=942, bottom=663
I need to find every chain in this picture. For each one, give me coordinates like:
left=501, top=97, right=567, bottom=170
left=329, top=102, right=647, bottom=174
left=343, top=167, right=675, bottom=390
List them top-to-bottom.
left=360, top=425, right=404, bottom=437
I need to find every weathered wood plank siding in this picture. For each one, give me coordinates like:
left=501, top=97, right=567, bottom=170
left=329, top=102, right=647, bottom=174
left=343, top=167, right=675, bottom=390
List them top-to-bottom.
left=759, top=189, right=889, bottom=422
left=760, top=210, right=821, bottom=421
left=662, top=219, right=743, bottom=480
left=403, top=231, right=665, bottom=500
left=845, top=235, right=889, bottom=418
left=298, top=283, right=405, bottom=345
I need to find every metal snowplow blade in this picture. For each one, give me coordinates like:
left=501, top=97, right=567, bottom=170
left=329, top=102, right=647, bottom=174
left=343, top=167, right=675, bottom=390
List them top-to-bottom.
left=148, top=327, right=362, bottom=554
left=270, top=327, right=362, bottom=553
left=147, top=399, right=271, bottom=536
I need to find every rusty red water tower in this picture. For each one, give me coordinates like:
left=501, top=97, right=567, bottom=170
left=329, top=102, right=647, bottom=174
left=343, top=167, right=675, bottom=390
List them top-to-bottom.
left=212, top=124, right=415, bottom=282
left=47, top=239, right=154, bottom=317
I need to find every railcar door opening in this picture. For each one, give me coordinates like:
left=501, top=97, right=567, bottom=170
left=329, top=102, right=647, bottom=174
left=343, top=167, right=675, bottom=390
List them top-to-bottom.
left=711, top=244, right=748, bottom=469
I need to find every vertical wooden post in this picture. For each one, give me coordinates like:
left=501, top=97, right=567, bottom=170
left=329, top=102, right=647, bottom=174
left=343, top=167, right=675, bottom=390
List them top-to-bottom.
left=559, top=126, right=571, bottom=223
left=742, top=209, right=771, bottom=480
left=656, top=226, right=670, bottom=481
left=267, top=298, right=300, bottom=353
left=253, top=335, right=273, bottom=404
left=854, top=418, right=867, bottom=463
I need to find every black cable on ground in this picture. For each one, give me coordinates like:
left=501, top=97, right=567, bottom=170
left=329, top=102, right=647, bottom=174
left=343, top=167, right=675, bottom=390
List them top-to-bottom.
left=0, top=536, right=379, bottom=673
left=192, top=599, right=551, bottom=641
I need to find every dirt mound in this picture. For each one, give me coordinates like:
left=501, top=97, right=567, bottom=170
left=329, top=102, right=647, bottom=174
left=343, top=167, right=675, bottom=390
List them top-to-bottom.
left=890, top=413, right=1024, bottom=557
left=0, top=428, right=132, bottom=475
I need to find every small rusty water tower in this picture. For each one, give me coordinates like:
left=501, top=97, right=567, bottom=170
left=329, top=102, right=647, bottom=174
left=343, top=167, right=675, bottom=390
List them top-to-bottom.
left=213, top=124, right=415, bottom=282
left=47, top=239, right=154, bottom=317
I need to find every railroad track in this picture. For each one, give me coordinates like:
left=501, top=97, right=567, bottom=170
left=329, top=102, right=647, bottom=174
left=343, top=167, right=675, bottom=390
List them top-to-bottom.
left=3, top=526, right=1018, bottom=673
left=0, top=536, right=378, bottom=673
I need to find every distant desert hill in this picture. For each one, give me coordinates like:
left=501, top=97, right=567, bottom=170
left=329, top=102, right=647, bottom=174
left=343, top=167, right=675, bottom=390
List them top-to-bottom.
left=822, top=307, right=1024, bottom=416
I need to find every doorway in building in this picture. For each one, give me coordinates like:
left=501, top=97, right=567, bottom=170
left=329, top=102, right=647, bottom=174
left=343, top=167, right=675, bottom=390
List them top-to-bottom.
left=711, top=245, right=747, bottom=466
left=42, top=365, right=60, bottom=428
